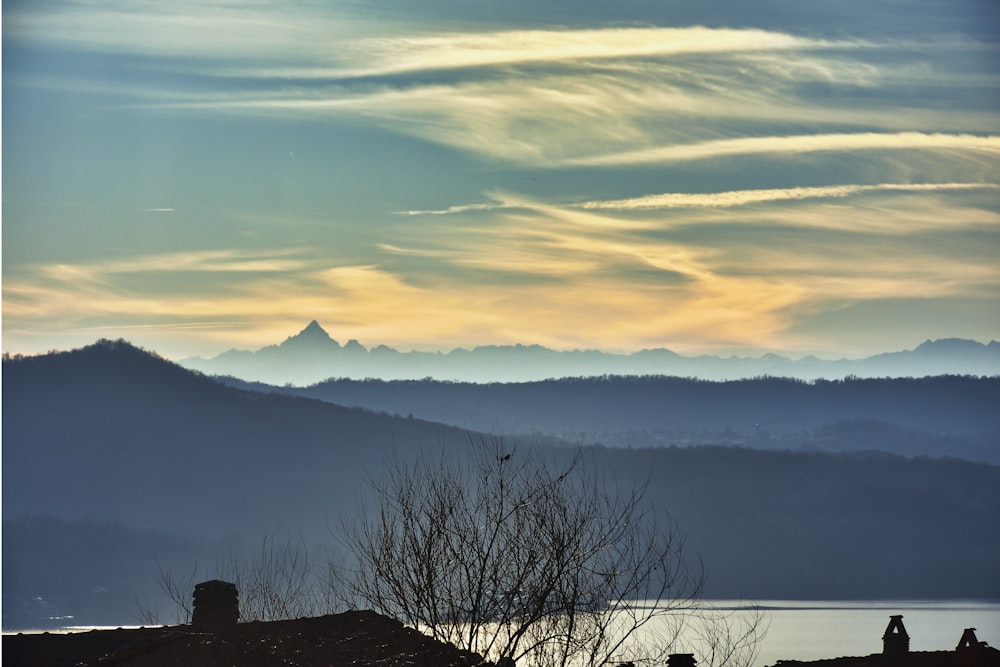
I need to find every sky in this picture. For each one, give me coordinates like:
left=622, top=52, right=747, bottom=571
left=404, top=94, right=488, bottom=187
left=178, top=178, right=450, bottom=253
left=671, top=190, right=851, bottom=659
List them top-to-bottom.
left=3, top=0, right=999, bottom=360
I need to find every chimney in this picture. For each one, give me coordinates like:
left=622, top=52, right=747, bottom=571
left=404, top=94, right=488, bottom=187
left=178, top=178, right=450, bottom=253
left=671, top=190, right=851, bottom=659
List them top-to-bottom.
left=191, top=580, right=239, bottom=633
left=882, top=615, right=910, bottom=656
left=957, top=627, right=981, bottom=651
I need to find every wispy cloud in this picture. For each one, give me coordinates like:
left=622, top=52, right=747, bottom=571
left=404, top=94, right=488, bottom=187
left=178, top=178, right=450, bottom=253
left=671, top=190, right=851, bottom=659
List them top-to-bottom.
left=8, top=0, right=997, bottom=143
left=3, top=1, right=362, bottom=61
left=5, top=7, right=840, bottom=75
left=16, top=8, right=994, bottom=171
left=340, top=27, right=838, bottom=78
left=144, top=56, right=999, bottom=168
left=561, top=132, right=1000, bottom=168
left=576, top=182, right=1000, bottom=210
left=399, top=184, right=1000, bottom=237
left=6, top=185, right=998, bottom=356
left=364, top=185, right=1000, bottom=351
left=396, top=202, right=510, bottom=216
left=4, top=249, right=315, bottom=323
left=38, top=249, right=309, bottom=278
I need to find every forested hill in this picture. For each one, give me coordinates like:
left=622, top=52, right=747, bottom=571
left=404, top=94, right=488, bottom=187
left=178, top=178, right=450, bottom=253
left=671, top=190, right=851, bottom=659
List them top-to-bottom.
left=231, top=374, right=1000, bottom=463
left=589, top=444, right=1000, bottom=600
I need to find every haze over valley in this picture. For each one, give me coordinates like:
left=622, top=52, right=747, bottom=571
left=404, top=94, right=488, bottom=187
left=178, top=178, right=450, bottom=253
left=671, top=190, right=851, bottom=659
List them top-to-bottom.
left=4, top=337, right=999, bottom=630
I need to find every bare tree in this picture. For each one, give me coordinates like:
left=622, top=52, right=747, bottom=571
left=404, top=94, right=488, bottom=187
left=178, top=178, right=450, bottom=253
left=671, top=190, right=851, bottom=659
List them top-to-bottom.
left=339, top=438, right=764, bottom=667
left=140, top=534, right=335, bottom=625
left=215, top=534, right=334, bottom=622
left=133, top=559, right=199, bottom=625
left=677, top=603, right=770, bottom=667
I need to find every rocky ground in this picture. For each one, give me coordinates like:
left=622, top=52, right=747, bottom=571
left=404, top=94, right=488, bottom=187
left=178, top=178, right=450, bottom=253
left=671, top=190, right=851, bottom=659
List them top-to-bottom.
left=2, top=610, right=492, bottom=666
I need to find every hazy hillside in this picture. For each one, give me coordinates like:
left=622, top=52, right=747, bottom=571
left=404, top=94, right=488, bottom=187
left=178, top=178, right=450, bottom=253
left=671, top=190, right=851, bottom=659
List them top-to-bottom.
left=179, top=321, right=1000, bottom=385
left=2, top=339, right=476, bottom=536
left=4, top=341, right=1000, bottom=629
left=229, top=374, right=1000, bottom=463
left=591, top=445, right=1000, bottom=600
left=2, top=515, right=219, bottom=630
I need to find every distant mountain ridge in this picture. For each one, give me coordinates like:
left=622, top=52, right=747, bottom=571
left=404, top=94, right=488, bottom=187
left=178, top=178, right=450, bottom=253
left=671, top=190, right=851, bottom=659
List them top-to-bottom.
left=179, top=321, right=1000, bottom=385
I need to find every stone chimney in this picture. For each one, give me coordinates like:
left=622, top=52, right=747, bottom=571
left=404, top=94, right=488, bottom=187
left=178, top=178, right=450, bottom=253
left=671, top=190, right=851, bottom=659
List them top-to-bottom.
left=191, top=580, right=239, bottom=633
left=882, top=615, right=910, bottom=656
left=956, top=627, right=991, bottom=667
left=958, top=627, right=982, bottom=651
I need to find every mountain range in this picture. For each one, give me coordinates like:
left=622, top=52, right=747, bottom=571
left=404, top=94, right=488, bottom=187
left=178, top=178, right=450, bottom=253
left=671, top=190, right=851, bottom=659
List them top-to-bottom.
left=180, top=321, right=1000, bottom=385
left=4, top=339, right=999, bottom=629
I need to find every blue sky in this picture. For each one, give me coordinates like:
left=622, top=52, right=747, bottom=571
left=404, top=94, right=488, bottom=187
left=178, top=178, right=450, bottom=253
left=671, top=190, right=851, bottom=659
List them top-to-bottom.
left=3, top=0, right=999, bottom=358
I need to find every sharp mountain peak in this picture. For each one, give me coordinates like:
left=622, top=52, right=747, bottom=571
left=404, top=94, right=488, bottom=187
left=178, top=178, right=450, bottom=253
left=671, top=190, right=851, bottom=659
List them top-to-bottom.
left=282, top=320, right=339, bottom=347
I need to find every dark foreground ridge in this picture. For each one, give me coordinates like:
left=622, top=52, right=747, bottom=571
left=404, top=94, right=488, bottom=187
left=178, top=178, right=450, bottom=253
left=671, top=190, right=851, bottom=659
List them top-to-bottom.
left=2, top=610, right=490, bottom=667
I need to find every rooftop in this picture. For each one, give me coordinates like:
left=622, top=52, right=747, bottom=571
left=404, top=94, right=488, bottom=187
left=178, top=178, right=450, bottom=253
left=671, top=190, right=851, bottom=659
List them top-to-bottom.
left=2, top=610, right=490, bottom=667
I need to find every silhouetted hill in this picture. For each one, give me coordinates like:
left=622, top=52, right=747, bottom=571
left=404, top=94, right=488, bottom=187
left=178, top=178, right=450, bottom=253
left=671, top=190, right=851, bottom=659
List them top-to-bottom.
left=179, top=322, right=1000, bottom=384
left=2, top=339, right=476, bottom=535
left=4, top=341, right=1000, bottom=628
left=230, top=374, right=1000, bottom=463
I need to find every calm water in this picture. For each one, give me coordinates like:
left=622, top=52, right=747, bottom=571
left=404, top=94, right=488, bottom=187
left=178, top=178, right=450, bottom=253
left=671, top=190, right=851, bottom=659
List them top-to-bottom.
left=724, top=600, right=1000, bottom=666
